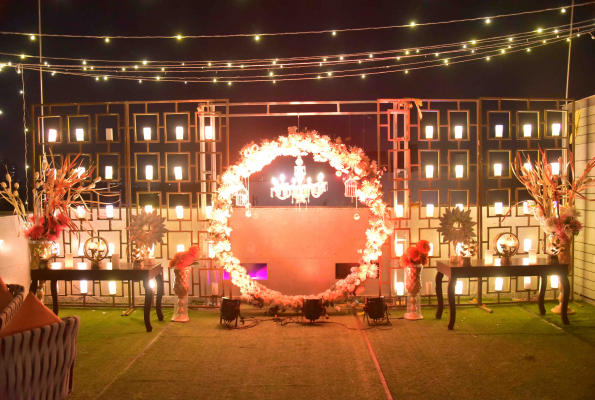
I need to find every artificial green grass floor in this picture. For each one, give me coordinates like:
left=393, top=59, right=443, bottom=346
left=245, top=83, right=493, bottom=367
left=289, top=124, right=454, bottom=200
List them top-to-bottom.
left=61, top=300, right=595, bottom=400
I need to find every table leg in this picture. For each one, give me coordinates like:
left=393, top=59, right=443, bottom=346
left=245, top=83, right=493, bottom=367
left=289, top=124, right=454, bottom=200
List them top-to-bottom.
left=155, top=272, right=164, bottom=321
left=435, top=272, right=444, bottom=319
left=560, top=274, right=571, bottom=325
left=538, top=275, right=547, bottom=315
left=477, top=277, right=483, bottom=306
left=143, top=279, right=153, bottom=332
left=447, top=279, right=457, bottom=330
left=29, top=280, right=38, bottom=294
left=50, top=280, right=59, bottom=315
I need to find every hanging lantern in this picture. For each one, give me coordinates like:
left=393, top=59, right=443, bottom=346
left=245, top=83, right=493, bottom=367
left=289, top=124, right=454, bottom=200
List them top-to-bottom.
left=344, top=177, right=357, bottom=198
left=235, top=185, right=249, bottom=207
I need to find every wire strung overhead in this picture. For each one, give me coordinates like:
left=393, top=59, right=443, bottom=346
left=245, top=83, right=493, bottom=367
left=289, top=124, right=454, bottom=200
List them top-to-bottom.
left=0, top=2, right=592, bottom=40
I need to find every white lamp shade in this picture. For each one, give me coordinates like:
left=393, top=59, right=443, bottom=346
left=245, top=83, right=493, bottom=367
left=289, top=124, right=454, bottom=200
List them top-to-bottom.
left=552, top=123, right=561, bottom=136
left=523, top=124, right=532, bottom=137
left=204, top=125, right=213, bottom=140
left=425, top=125, right=434, bottom=139
left=454, top=125, right=463, bottom=139
left=495, top=125, right=503, bottom=137
left=176, top=126, right=184, bottom=140
left=143, top=127, right=151, bottom=140
left=76, top=128, right=84, bottom=141
left=106, top=128, right=113, bottom=141
left=48, top=129, right=57, bottom=142
left=494, top=163, right=502, bottom=177
left=551, top=163, right=560, bottom=175
left=145, top=165, right=153, bottom=180
left=425, top=165, right=434, bottom=179
left=455, top=165, right=464, bottom=178
left=105, top=166, right=113, bottom=180
left=174, top=166, right=183, bottom=180
left=76, top=167, right=85, bottom=178
left=494, top=202, right=503, bottom=215
left=456, top=203, right=464, bottom=211
left=396, top=204, right=404, bottom=218
left=426, top=204, right=434, bottom=218
left=106, top=205, right=114, bottom=218
left=144, top=205, right=153, bottom=213
left=205, top=205, right=213, bottom=219
left=76, top=206, right=85, bottom=219
left=176, top=206, right=184, bottom=219
left=523, top=239, right=532, bottom=252
left=108, top=243, right=115, bottom=256
left=395, top=243, right=404, bottom=257
left=428, top=243, right=434, bottom=256
left=177, top=244, right=185, bottom=253
left=485, top=250, right=494, bottom=264
left=551, top=275, right=559, bottom=289
left=524, top=276, right=532, bottom=289
left=495, top=277, right=504, bottom=291
left=80, top=281, right=87, bottom=294
left=109, top=281, right=116, bottom=295
left=455, top=281, right=463, bottom=295
left=396, top=282, right=404, bottom=296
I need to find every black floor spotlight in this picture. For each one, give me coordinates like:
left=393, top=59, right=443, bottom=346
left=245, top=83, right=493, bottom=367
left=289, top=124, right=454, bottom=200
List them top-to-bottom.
left=363, top=296, right=389, bottom=325
left=220, top=298, right=243, bottom=327
left=302, top=298, right=328, bottom=323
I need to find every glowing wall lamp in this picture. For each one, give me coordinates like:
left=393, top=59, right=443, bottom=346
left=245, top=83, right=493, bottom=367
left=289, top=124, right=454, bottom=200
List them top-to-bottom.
left=552, top=123, right=561, bottom=137
left=523, top=124, right=532, bottom=137
left=204, top=125, right=213, bottom=140
left=425, top=125, right=434, bottom=139
left=454, top=125, right=463, bottom=139
left=495, top=125, right=503, bottom=138
left=176, top=126, right=184, bottom=140
left=143, top=127, right=151, bottom=140
left=76, top=128, right=84, bottom=142
left=106, top=128, right=113, bottom=141
left=48, top=129, right=57, bottom=142
left=551, top=162, right=560, bottom=175
left=494, top=163, right=502, bottom=177
left=145, top=165, right=154, bottom=180
left=425, top=165, right=434, bottom=179
left=455, top=165, right=464, bottom=178
left=105, top=166, right=113, bottom=180
left=174, top=166, right=183, bottom=180
left=76, top=167, right=85, bottom=178
left=494, top=202, right=503, bottom=215
left=456, top=203, right=464, bottom=211
left=395, top=204, right=404, bottom=218
left=426, top=204, right=434, bottom=218
left=144, top=205, right=153, bottom=213
left=205, top=205, right=213, bottom=219
left=76, top=206, right=85, bottom=219
left=176, top=206, right=184, bottom=219
left=523, top=239, right=532, bottom=252
left=395, top=240, right=404, bottom=257
left=108, top=243, right=115, bottom=256
left=428, top=243, right=434, bottom=256
left=177, top=244, right=185, bottom=253
left=529, top=249, right=537, bottom=263
left=485, top=250, right=494, bottom=265
left=551, top=275, right=559, bottom=289
left=524, top=276, right=532, bottom=289
left=495, top=277, right=504, bottom=291
left=80, top=280, right=88, bottom=294
left=109, top=281, right=117, bottom=295
left=396, top=281, right=405, bottom=296
left=455, top=281, right=463, bottom=295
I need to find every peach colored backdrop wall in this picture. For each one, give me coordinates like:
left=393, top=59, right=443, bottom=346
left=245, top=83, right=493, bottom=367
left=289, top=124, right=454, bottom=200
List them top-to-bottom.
left=229, top=207, right=378, bottom=296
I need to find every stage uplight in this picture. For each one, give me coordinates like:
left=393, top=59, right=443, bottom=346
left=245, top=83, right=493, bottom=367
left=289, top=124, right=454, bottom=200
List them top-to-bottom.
left=363, top=297, right=389, bottom=325
left=220, top=298, right=242, bottom=327
left=302, top=298, right=327, bottom=322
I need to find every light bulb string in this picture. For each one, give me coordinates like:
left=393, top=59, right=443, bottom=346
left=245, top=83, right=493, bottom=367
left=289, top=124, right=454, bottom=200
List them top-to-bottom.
left=0, top=2, right=591, bottom=40
left=3, top=19, right=591, bottom=67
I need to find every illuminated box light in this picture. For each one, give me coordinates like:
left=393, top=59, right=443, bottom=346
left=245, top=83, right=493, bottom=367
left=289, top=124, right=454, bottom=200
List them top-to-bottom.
left=552, top=123, right=561, bottom=137
left=495, top=124, right=503, bottom=138
left=523, top=124, right=532, bottom=137
left=204, top=125, right=213, bottom=140
left=425, top=125, right=434, bottom=139
left=454, top=125, right=463, bottom=139
left=176, top=126, right=184, bottom=140
left=143, top=127, right=151, bottom=140
left=76, top=128, right=84, bottom=142
left=106, top=128, right=113, bottom=141
left=48, top=129, right=57, bottom=142
left=524, top=162, right=532, bottom=171
left=551, top=162, right=560, bottom=175
left=494, top=163, right=502, bottom=177
left=145, top=165, right=154, bottom=180
left=425, top=165, right=434, bottom=179
left=455, top=165, right=464, bottom=178
left=105, top=166, right=113, bottom=180
left=174, top=166, right=183, bottom=180
left=76, top=167, right=85, bottom=178
left=523, top=201, right=531, bottom=215
left=494, top=202, right=503, bottom=215
left=456, top=203, right=464, bottom=211
left=396, top=204, right=404, bottom=218
left=426, top=204, right=434, bottom=218
left=106, top=205, right=114, bottom=219
left=144, top=205, right=153, bottom=214
left=205, top=205, right=213, bottom=219
left=76, top=206, right=85, bottom=219
left=176, top=206, right=184, bottom=219
left=523, top=239, right=532, bottom=252
left=395, top=242, right=404, bottom=257
left=108, top=243, right=115, bottom=256
left=428, top=243, right=434, bottom=256
left=177, top=244, right=185, bottom=253
left=529, top=249, right=537, bottom=263
left=485, top=250, right=494, bottom=265
left=65, top=254, right=74, bottom=269
left=51, top=262, right=61, bottom=270
left=77, top=262, right=87, bottom=270
left=551, top=275, right=559, bottom=289
left=524, top=276, right=532, bottom=289
left=495, top=277, right=504, bottom=291
left=80, top=281, right=88, bottom=294
left=109, top=281, right=117, bottom=295
left=396, top=281, right=404, bottom=296
left=455, top=281, right=463, bottom=295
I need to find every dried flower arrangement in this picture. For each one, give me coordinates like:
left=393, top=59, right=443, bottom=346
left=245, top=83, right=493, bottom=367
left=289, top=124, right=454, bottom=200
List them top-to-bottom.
left=0, top=153, right=102, bottom=241
left=126, top=209, right=168, bottom=259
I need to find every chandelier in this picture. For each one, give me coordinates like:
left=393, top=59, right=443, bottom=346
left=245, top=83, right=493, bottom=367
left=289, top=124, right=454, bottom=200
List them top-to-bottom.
left=270, top=156, right=328, bottom=205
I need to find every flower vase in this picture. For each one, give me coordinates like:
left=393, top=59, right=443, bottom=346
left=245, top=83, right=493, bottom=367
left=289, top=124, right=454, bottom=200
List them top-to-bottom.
left=29, top=239, right=56, bottom=302
left=557, top=240, right=572, bottom=270
left=404, top=265, right=423, bottom=320
left=172, top=267, right=191, bottom=322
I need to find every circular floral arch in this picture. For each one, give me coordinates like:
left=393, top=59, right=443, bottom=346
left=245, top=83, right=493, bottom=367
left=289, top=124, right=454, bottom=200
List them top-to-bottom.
left=208, top=127, right=393, bottom=308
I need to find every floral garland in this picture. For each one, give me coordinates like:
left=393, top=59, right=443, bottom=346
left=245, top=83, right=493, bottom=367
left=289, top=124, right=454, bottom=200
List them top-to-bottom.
left=208, top=127, right=393, bottom=309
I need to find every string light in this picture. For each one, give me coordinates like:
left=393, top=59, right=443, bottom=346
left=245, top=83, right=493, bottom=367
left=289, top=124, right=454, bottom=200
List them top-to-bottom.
left=562, top=8, right=566, bottom=13
left=486, top=18, right=491, bottom=24
left=410, top=22, right=416, bottom=27
left=537, top=28, right=543, bottom=33
left=332, top=31, right=336, bottom=36
left=30, top=35, right=35, bottom=40
left=177, top=35, right=182, bottom=40
left=255, top=35, right=260, bottom=41
left=105, top=37, right=110, bottom=42
left=20, top=54, right=25, bottom=59
left=143, top=60, right=147, bottom=65
left=361, top=74, right=365, bottom=78
left=103, top=75, right=108, bottom=80
left=139, top=79, right=142, bottom=83
left=228, top=81, right=232, bottom=85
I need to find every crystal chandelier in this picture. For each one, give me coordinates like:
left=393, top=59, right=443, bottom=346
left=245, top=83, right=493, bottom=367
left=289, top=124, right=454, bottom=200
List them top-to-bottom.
left=270, top=156, right=327, bottom=205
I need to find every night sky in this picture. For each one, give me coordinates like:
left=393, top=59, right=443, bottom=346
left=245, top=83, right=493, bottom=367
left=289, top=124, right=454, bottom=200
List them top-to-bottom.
left=0, top=0, right=594, bottom=180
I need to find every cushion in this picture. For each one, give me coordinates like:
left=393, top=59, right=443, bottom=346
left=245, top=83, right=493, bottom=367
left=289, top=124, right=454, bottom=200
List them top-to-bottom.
left=0, top=277, right=13, bottom=312
left=0, top=292, right=61, bottom=339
